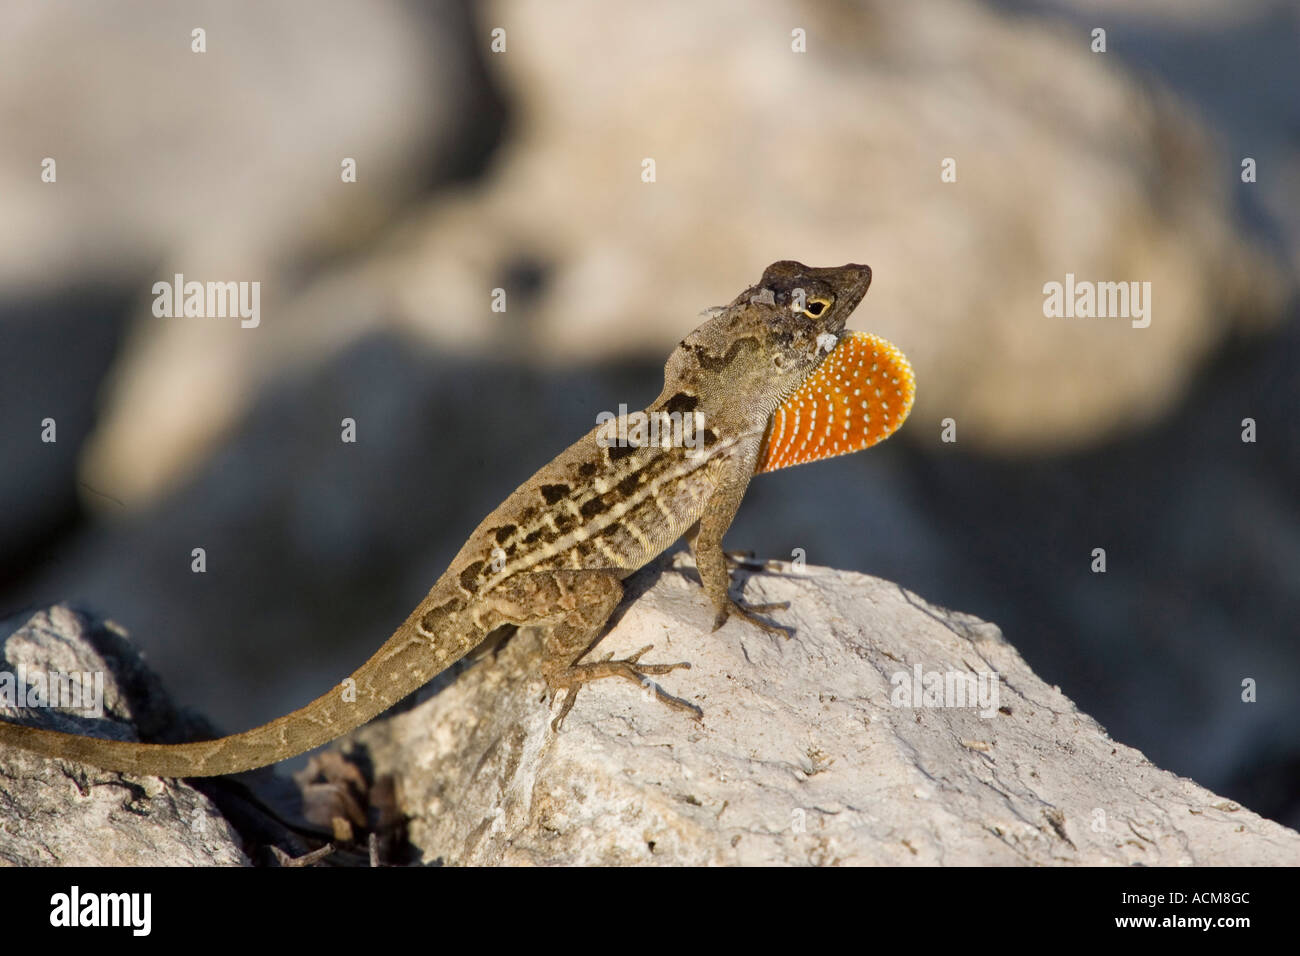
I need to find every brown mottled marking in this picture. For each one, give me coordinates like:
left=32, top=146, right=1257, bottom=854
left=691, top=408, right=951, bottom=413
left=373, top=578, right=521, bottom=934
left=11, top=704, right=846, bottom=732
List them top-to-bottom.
left=0, top=261, right=910, bottom=776
left=688, top=335, right=758, bottom=372
left=661, top=391, right=699, bottom=414
left=539, top=483, right=570, bottom=504
left=459, top=560, right=486, bottom=593
left=419, top=596, right=466, bottom=634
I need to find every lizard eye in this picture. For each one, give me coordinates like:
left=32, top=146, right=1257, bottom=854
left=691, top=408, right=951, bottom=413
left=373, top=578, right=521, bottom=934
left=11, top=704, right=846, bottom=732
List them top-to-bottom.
left=803, top=296, right=832, bottom=318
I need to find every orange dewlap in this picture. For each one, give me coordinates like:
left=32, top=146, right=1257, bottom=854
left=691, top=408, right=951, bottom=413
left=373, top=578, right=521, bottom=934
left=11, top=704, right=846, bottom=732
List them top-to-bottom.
left=755, top=331, right=915, bottom=473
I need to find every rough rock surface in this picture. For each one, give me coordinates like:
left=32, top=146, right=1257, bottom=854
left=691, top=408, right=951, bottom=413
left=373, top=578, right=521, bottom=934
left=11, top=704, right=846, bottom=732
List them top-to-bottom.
left=348, top=551, right=1300, bottom=866
left=5, top=560, right=1299, bottom=866
left=0, top=606, right=247, bottom=866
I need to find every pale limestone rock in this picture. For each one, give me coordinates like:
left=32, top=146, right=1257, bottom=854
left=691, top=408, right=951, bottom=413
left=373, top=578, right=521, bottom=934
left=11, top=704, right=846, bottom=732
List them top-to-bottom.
left=0, top=0, right=495, bottom=504
left=352, top=551, right=1300, bottom=866
left=6, top=562, right=1297, bottom=866
left=0, top=606, right=247, bottom=866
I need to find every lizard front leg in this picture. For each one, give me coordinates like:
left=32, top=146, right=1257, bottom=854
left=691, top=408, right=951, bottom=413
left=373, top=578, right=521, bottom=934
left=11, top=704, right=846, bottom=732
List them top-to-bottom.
left=689, top=455, right=791, bottom=637
left=489, top=569, right=696, bottom=730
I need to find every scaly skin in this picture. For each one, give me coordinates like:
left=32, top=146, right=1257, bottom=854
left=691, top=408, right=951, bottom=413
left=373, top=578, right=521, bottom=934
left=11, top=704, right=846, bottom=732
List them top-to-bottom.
left=0, top=261, right=914, bottom=776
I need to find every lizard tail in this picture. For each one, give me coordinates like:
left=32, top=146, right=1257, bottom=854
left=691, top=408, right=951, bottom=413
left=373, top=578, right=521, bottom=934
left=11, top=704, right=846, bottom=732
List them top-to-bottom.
left=0, top=602, right=471, bottom=777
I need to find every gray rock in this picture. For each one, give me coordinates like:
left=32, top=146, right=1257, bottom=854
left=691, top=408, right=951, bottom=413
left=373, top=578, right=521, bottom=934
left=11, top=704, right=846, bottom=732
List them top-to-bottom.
left=0, top=0, right=503, bottom=506
left=69, top=0, right=1288, bottom=508
left=359, top=0, right=1287, bottom=453
left=348, top=551, right=1300, bottom=865
left=7, top=559, right=1298, bottom=865
left=0, top=606, right=247, bottom=866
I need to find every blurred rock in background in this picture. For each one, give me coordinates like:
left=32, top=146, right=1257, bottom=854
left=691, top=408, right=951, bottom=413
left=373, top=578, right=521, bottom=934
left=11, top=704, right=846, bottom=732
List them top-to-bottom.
left=0, top=0, right=503, bottom=510
left=1, top=0, right=1296, bottom=827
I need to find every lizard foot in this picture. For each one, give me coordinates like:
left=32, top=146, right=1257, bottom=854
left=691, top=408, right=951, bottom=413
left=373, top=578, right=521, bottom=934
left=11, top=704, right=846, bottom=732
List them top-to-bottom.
left=725, top=551, right=796, bottom=572
left=712, top=597, right=793, bottom=638
left=549, top=646, right=697, bottom=731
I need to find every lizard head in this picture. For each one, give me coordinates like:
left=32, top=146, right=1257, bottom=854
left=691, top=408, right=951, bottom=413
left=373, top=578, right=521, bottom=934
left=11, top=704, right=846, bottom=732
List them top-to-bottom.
left=658, top=261, right=873, bottom=432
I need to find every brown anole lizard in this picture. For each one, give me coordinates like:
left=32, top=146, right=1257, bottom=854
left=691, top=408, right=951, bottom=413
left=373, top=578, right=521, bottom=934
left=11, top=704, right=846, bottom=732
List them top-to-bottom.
left=0, top=261, right=914, bottom=777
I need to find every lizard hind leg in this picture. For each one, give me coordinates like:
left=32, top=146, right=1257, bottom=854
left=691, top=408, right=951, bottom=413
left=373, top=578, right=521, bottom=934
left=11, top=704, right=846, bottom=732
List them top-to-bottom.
left=498, top=569, right=697, bottom=730
left=548, top=643, right=697, bottom=731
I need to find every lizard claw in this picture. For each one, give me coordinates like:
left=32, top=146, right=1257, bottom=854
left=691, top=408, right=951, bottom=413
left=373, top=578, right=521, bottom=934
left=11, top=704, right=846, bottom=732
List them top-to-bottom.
left=713, top=597, right=793, bottom=638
